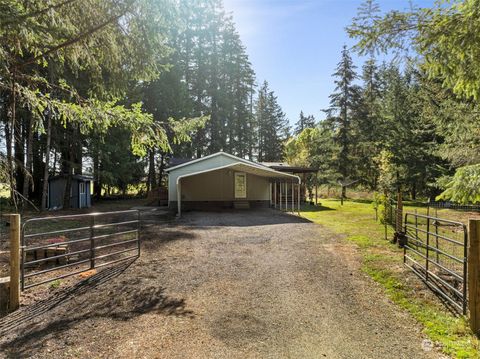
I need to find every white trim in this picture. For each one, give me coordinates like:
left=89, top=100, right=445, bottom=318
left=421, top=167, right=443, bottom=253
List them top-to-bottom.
left=166, top=151, right=270, bottom=172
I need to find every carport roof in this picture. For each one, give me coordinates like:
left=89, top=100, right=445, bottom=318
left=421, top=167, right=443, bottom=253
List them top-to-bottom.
left=167, top=151, right=273, bottom=173
left=177, top=161, right=301, bottom=183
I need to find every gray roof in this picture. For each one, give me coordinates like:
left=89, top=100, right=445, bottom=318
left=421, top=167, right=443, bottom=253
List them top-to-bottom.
left=49, top=174, right=93, bottom=182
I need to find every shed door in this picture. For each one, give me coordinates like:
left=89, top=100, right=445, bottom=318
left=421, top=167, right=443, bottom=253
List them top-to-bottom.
left=234, top=172, right=247, bottom=199
left=79, top=182, right=86, bottom=208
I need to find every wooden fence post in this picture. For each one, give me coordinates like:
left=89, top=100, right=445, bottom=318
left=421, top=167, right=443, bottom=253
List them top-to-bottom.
left=9, top=214, right=20, bottom=312
left=469, top=219, right=480, bottom=335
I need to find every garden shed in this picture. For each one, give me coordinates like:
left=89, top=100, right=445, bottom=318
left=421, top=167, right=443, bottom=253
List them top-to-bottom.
left=167, top=152, right=301, bottom=216
left=47, top=175, right=92, bottom=210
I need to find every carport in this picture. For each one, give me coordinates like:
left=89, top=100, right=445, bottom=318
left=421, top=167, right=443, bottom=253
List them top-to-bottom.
left=167, top=152, right=301, bottom=216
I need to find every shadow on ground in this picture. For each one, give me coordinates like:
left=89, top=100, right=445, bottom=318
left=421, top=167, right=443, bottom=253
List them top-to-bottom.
left=300, top=204, right=336, bottom=212
left=178, top=209, right=314, bottom=227
left=141, top=227, right=198, bottom=251
left=0, top=260, right=192, bottom=358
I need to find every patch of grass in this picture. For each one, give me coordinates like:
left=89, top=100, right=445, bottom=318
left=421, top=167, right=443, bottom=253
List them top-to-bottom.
left=302, top=199, right=480, bottom=359
left=49, top=279, right=61, bottom=289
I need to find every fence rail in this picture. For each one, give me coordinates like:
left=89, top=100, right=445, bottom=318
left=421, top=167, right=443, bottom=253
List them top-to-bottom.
left=428, top=201, right=480, bottom=212
left=21, top=210, right=140, bottom=290
left=403, top=212, right=468, bottom=314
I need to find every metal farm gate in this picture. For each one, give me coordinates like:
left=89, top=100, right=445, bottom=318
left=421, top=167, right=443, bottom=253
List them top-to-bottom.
left=21, top=210, right=140, bottom=290
left=402, top=212, right=468, bottom=314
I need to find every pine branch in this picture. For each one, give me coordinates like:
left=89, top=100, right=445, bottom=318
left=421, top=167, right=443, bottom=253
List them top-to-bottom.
left=2, top=0, right=79, bottom=27
left=15, top=0, right=136, bottom=69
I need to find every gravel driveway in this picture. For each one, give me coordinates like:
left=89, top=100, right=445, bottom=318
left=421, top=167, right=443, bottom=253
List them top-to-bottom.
left=0, top=209, right=439, bottom=358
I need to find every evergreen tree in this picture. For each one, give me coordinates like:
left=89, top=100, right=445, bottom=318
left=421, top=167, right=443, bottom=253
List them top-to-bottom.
left=165, top=0, right=255, bottom=159
left=349, top=0, right=480, bottom=202
left=326, top=45, right=362, bottom=198
left=353, top=58, right=384, bottom=189
left=255, top=81, right=289, bottom=162
left=294, top=111, right=316, bottom=135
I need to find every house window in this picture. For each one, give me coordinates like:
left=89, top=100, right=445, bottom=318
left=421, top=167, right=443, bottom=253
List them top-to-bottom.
left=234, top=172, right=247, bottom=199
left=79, top=182, right=85, bottom=195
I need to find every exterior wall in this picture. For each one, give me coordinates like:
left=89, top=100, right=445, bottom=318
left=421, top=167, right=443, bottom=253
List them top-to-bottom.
left=168, top=153, right=260, bottom=202
left=179, top=169, right=270, bottom=202
left=48, top=178, right=92, bottom=209
left=48, top=178, right=67, bottom=209
left=70, top=180, right=79, bottom=208
left=86, top=182, right=91, bottom=207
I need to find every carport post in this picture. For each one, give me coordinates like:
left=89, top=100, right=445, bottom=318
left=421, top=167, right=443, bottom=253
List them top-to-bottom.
left=176, top=180, right=182, bottom=217
left=285, top=181, right=288, bottom=211
left=291, top=181, right=294, bottom=213
left=274, top=182, right=277, bottom=209
left=279, top=182, right=282, bottom=210
left=269, top=183, right=272, bottom=207
left=297, top=183, right=301, bottom=215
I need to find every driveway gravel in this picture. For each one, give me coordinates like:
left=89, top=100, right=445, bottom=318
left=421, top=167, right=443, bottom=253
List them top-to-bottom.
left=0, top=209, right=441, bottom=358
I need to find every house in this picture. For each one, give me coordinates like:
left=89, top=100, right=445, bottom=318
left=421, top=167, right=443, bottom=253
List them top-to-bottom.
left=166, top=152, right=301, bottom=216
left=48, top=175, right=92, bottom=209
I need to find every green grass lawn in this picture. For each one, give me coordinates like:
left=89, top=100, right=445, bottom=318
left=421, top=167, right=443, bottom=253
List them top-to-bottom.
left=301, top=199, right=480, bottom=359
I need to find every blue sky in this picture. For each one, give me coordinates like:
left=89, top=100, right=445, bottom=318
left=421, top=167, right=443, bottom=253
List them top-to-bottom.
left=223, top=0, right=433, bottom=126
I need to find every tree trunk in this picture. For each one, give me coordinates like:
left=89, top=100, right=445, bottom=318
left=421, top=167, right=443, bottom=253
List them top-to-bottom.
left=8, top=72, right=15, bottom=202
left=14, top=114, right=25, bottom=196
left=22, top=115, right=34, bottom=200
left=40, top=115, right=52, bottom=210
left=5, top=118, right=13, bottom=200
left=62, top=127, right=74, bottom=209
left=30, top=128, right=43, bottom=202
left=74, top=130, right=82, bottom=175
left=93, top=144, right=102, bottom=200
left=62, top=149, right=74, bottom=209
left=148, top=149, right=155, bottom=193
left=157, top=152, right=165, bottom=188
left=63, top=172, right=72, bottom=209
left=411, top=183, right=417, bottom=200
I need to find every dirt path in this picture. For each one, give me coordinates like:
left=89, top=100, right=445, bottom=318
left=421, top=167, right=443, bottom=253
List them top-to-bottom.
left=0, top=210, right=440, bottom=358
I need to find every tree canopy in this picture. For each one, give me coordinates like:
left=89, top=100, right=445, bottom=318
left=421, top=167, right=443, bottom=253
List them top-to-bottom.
left=0, top=0, right=290, bottom=208
left=342, top=0, right=480, bottom=203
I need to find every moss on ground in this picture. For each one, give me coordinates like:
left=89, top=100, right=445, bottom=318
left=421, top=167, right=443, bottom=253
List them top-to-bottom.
left=301, top=199, right=480, bottom=359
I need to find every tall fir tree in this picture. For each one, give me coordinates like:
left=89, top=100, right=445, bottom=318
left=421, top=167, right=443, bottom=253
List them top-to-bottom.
left=326, top=45, right=362, bottom=197
left=354, top=57, right=384, bottom=189
left=255, top=81, right=289, bottom=162
left=294, top=111, right=316, bottom=135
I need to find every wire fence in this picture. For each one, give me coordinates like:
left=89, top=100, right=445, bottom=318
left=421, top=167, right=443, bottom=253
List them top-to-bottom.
left=428, top=201, right=480, bottom=212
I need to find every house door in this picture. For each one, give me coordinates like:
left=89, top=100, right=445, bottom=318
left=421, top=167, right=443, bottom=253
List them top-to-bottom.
left=79, top=182, right=86, bottom=208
